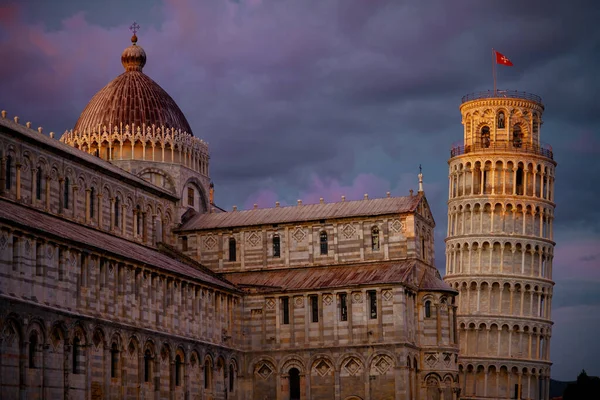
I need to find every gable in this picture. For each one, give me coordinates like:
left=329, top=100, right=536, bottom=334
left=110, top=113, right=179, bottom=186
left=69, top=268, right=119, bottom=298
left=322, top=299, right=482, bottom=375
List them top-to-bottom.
left=415, top=195, right=435, bottom=226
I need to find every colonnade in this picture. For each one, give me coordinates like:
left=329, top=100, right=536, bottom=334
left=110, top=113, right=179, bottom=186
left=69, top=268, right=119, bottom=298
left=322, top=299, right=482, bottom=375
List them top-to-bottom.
left=61, top=126, right=210, bottom=176
left=448, top=159, right=555, bottom=202
left=447, top=201, right=554, bottom=240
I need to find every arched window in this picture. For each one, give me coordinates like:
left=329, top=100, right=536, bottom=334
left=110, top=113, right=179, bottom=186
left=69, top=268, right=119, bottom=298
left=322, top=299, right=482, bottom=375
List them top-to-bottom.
left=497, top=111, right=505, bottom=129
left=513, top=124, right=522, bottom=148
left=480, top=126, right=491, bottom=148
left=5, top=155, right=12, bottom=190
left=36, top=167, right=43, bottom=200
left=516, top=167, right=524, bottom=195
left=64, top=177, right=70, bottom=209
left=90, top=187, right=95, bottom=219
left=187, top=187, right=194, bottom=207
left=114, top=197, right=120, bottom=227
left=136, top=205, right=142, bottom=235
left=371, top=227, right=380, bottom=251
left=320, top=231, right=328, bottom=255
left=273, top=235, right=280, bottom=258
left=421, top=237, right=426, bottom=260
left=229, top=238, right=236, bottom=261
left=425, top=300, right=432, bottom=318
left=28, top=331, right=38, bottom=368
left=73, top=336, right=81, bottom=374
left=111, top=343, right=119, bottom=378
left=144, top=349, right=152, bottom=382
left=175, top=355, right=182, bottom=386
left=204, top=360, right=212, bottom=389
left=229, top=364, right=235, bottom=391
left=289, top=368, right=300, bottom=400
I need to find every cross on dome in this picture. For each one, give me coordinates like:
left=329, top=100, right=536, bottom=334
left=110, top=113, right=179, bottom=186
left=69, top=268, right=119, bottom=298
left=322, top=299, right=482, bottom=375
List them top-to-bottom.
left=130, top=21, right=140, bottom=35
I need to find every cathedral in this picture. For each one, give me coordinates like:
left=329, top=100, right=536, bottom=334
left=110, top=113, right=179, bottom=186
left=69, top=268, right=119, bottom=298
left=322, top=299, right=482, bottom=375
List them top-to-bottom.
left=0, top=31, right=553, bottom=400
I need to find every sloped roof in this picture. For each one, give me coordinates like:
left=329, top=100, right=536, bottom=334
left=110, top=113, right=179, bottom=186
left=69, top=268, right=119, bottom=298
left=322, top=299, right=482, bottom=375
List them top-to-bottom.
left=0, top=117, right=177, bottom=200
left=180, top=194, right=423, bottom=231
left=0, top=199, right=237, bottom=292
left=223, top=259, right=455, bottom=294
left=417, top=266, right=456, bottom=293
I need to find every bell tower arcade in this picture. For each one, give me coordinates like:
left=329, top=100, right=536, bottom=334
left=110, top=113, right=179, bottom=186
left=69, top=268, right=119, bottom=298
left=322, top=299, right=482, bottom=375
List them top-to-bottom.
left=443, top=90, right=556, bottom=400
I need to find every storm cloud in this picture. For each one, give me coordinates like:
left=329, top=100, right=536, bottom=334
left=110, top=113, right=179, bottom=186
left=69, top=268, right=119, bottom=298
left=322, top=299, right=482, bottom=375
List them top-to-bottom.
left=1, top=0, right=599, bottom=380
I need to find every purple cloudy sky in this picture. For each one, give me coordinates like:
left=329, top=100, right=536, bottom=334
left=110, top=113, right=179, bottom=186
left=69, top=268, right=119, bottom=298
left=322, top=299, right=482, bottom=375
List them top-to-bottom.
left=1, top=0, right=599, bottom=380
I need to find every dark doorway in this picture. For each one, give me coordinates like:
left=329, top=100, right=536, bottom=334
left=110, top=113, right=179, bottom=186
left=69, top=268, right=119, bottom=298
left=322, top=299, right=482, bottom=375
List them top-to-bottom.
left=289, top=368, right=300, bottom=400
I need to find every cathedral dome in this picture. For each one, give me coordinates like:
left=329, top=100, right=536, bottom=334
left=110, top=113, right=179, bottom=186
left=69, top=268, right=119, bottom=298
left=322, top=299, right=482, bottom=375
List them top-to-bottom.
left=73, top=34, right=193, bottom=135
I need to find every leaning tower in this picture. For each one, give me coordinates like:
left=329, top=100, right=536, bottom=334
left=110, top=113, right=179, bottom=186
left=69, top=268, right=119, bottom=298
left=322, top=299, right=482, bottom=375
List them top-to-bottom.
left=444, top=90, right=556, bottom=400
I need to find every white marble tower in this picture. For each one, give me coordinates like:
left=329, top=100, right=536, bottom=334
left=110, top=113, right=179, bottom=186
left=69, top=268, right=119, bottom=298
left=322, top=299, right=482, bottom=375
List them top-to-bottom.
left=444, top=90, right=556, bottom=399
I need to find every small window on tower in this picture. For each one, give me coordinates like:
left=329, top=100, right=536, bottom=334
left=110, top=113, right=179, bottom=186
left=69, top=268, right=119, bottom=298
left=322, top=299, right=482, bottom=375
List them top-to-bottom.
left=497, top=111, right=505, bottom=129
left=513, top=124, right=522, bottom=148
left=480, top=126, right=491, bottom=148
left=516, top=167, right=524, bottom=195
left=187, top=188, right=194, bottom=207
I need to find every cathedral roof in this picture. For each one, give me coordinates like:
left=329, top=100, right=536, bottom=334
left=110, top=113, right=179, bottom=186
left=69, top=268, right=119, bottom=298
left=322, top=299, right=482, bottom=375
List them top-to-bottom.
left=73, top=34, right=193, bottom=135
left=1, top=115, right=177, bottom=199
left=179, top=194, right=423, bottom=231
left=0, top=199, right=237, bottom=292
left=223, top=260, right=455, bottom=293
left=223, top=260, right=415, bottom=292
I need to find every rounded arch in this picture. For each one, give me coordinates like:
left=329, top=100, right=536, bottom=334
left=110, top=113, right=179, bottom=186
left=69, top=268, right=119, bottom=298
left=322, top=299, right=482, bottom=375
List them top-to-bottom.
left=137, top=167, right=177, bottom=193
left=181, top=176, right=209, bottom=213
left=280, top=355, right=305, bottom=374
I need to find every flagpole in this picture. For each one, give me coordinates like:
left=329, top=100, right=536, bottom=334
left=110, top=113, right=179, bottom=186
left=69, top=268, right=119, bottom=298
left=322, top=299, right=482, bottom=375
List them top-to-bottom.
left=492, top=48, right=497, bottom=95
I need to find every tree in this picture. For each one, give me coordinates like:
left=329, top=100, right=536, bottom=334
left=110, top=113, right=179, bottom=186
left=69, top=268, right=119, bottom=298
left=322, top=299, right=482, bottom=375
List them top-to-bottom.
left=563, top=370, right=600, bottom=400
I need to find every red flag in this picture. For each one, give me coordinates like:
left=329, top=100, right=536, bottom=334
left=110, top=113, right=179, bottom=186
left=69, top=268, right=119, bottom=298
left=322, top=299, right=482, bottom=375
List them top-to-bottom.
left=495, top=51, right=513, bottom=66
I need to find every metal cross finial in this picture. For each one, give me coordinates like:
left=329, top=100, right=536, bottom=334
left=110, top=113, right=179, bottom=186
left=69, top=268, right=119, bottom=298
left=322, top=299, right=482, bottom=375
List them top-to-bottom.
left=129, top=22, right=140, bottom=35
left=419, top=164, right=422, bottom=174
